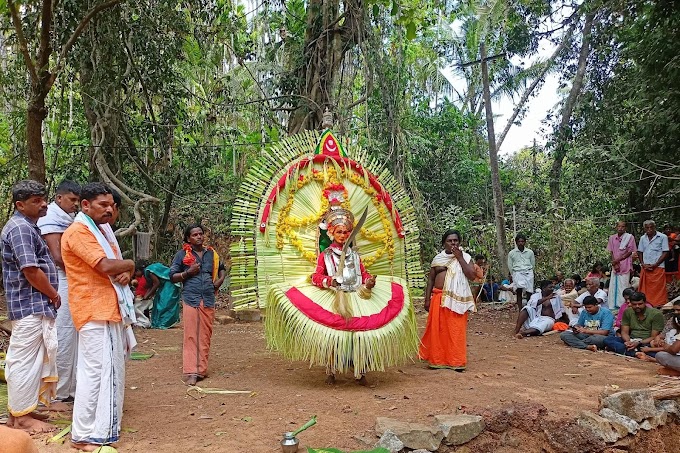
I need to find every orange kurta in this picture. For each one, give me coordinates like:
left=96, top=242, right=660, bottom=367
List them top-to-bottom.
left=61, top=222, right=121, bottom=330
left=639, top=267, right=668, bottom=307
left=419, top=289, right=468, bottom=369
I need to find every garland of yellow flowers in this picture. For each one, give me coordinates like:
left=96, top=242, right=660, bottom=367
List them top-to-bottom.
left=274, top=166, right=394, bottom=267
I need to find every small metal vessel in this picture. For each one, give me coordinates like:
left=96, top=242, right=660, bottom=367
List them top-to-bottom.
left=281, top=432, right=299, bottom=453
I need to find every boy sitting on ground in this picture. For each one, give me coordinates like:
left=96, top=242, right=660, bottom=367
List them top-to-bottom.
left=560, top=296, right=614, bottom=351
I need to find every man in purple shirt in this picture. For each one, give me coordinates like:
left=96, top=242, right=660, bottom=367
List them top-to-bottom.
left=1, top=180, right=61, bottom=433
left=607, top=221, right=636, bottom=309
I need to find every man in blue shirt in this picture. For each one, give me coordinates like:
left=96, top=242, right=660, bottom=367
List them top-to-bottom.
left=1, top=180, right=60, bottom=433
left=169, top=224, right=226, bottom=385
left=560, top=295, right=613, bottom=351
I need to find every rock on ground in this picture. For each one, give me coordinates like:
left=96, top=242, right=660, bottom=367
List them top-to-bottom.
left=600, top=389, right=657, bottom=422
left=598, top=408, right=639, bottom=437
left=577, top=410, right=620, bottom=443
left=434, top=414, right=485, bottom=446
left=375, top=417, right=443, bottom=451
left=542, top=419, right=606, bottom=453
left=375, top=429, right=404, bottom=453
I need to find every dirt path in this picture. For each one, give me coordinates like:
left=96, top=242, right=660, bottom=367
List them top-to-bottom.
left=5, top=306, right=663, bottom=452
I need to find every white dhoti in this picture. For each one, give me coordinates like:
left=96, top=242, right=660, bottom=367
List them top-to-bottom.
left=56, top=269, right=77, bottom=400
left=512, top=270, right=534, bottom=292
left=608, top=273, right=630, bottom=309
left=133, top=297, right=152, bottom=328
left=521, top=305, right=555, bottom=334
left=5, top=315, right=57, bottom=416
left=71, top=321, right=125, bottom=445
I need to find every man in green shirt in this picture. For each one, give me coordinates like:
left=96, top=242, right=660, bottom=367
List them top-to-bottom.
left=603, top=292, right=664, bottom=357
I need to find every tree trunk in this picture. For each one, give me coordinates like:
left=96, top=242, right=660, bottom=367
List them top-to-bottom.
left=288, top=0, right=364, bottom=133
left=549, top=13, right=594, bottom=202
left=480, top=42, right=509, bottom=277
left=27, top=95, right=48, bottom=183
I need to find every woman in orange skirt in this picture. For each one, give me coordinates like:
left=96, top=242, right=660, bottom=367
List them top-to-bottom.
left=419, top=230, right=480, bottom=371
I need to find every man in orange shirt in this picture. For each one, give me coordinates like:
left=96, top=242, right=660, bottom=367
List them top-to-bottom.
left=61, top=183, right=135, bottom=451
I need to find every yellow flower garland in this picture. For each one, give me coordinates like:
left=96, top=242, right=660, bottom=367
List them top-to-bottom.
left=275, top=165, right=394, bottom=267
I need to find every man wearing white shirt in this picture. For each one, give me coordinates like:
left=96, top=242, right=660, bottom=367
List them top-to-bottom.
left=638, top=220, right=669, bottom=307
left=566, top=277, right=607, bottom=326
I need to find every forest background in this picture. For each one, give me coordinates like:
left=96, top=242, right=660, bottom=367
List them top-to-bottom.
left=0, top=0, right=678, bottom=286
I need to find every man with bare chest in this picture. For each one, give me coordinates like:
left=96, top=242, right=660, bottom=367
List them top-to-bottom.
left=514, top=281, right=563, bottom=338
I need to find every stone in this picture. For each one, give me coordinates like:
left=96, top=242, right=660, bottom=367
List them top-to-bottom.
left=236, top=309, right=261, bottom=322
left=215, top=315, right=235, bottom=325
left=601, top=389, right=657, bottom=422
left=655, top=399, right=679, bottom=418
left=599, top=408, right=639, bottom=437
left=643, top=409, right=667, bottom=429
left=577, top=411, right=619, bottom=443
left=434, top=414, right=485, bottom=446
left=375, top=417, right=444, bottom=451
left=542, top=419, right=606, bottom=453
left=0, top=426, right=39, bottom=453
left=375, top=430, right=404, bottom=453
left=411, top=450, right=431, bottom=453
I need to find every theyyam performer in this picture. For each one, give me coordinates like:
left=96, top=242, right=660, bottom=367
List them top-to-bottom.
left=229, top=126, right=423, bottom=384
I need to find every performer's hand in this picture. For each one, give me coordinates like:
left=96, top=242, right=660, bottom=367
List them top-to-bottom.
left=451, top=245, right=463, bottom=259
left=187, top=263, right=201, bottom=276
left=114, top=271, right=132, bottom=286
left=365, top=276, right=376, bottom=289
left=330, top=277, right=339, bottom=287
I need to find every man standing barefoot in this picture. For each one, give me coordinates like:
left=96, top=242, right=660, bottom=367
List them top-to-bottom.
left=1, top=180, right=60, bottom=433
left=61, top=183, right=136, bottom=451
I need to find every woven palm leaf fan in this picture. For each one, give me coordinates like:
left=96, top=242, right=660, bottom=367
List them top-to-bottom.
left=229, top=129, right=424, bottom=309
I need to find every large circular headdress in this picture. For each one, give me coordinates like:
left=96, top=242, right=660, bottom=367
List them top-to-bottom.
left=229, top=129, right=424, bottom=309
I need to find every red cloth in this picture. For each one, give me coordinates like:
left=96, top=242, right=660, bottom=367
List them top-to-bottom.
left=311, top=244, right=372, bottom=288
left=639, top=267, right=668, bottom=307
left=135, top=275, right=148, bottom=297
left=284, top=282, right=404, bottom=331
left=419, top=289, right=468, bottom=368
left=182, top=301, right=215, bottom=377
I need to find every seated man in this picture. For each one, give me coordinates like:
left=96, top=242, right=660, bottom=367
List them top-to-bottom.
left=481, top=275, right=499, bottom=302
left=498, top=275, right=515, bottom=304
left=566, top=277, right=607, bottom=326
left=559, top=278, right=579, bottom=311
left=514, top=281, right=562, bottom=338
left=603, top=291, right=664, bottom=357
left=560, top=296, right=614, bottom=351
left=635, top=299, right=680, bottom=363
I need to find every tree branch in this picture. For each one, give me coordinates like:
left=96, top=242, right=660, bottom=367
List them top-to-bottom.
left=7, top=0, right=38, bottom=83
left=37, top=0, right=53, bottom=71
left=48, top=0, right=125, bottom=90
left=496, top=23, right=575, bottom=150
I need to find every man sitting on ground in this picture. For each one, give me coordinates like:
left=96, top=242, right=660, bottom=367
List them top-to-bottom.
left=566, top=277, right=607, bottom=326
left=514, top=281, right=562, bottom=338
left=603, top=291, right=664, bottom=357
left=560, top=296, right=614, bottom=351
left=635, top=299, right=680, bottom=364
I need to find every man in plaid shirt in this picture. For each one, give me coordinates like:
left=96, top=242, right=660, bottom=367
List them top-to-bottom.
left=1, top=180, right=61, bottom=433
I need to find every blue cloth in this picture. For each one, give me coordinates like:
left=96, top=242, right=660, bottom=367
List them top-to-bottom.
left=1, top=211, right=58, bottom=320
left=169, top=248, right=225, bottom=308
left=145, top=262, right=181, bottom=329
left=481, top=282, right=499, bottom=302
left=576, top=306, right=614, bottom=334
left=603, top=336, right=657, bottom=357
